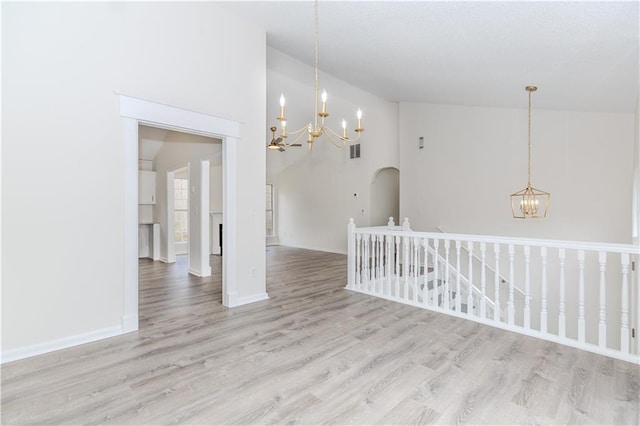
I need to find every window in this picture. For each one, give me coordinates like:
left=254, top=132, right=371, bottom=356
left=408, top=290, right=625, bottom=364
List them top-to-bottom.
left=174, top=178, right=188, bottom=243
left=266, top=184, right=273, bottom=237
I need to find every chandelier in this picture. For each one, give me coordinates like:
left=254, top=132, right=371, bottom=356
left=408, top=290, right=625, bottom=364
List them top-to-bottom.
left=270, top=0, right=364, bottom=150
left=510, top=86, right=550, bottom=219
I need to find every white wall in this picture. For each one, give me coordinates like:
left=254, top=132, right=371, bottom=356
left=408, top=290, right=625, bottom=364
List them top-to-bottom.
left=2, top=2, right=266, bottom=359
left=266, top=48, right=399, bottom=253
left=399, top=102, right=635, bottom=244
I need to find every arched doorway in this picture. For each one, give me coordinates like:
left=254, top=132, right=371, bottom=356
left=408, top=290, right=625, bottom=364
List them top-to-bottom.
left=370, top=167, right=400, bottom=226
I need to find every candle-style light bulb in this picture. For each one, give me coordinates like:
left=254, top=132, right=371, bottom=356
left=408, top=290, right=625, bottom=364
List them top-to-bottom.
left=320, top=90, right=328, bottom=115
left=278, top=93, right=286, bottom=120
left=356, top=108, right=363, bottom=131
left=341, top=119, right=347, bottom=139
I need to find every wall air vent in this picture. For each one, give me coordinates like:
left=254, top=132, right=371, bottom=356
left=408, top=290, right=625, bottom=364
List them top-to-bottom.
left=350, top=143, right=361, bottom=159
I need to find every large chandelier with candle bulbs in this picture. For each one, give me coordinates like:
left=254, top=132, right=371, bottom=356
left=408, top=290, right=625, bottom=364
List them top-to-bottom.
left=270, top=0, right=364, bottom=151
left=510, top=86, right=550, bottom=219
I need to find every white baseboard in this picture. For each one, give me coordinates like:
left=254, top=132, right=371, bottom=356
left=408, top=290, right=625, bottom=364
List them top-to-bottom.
left=278, top=242, right=347, bottom=255
left=188, top=267, right=211, bottom=277
left=226, top=292, right=269, bottom=308
left=122, top=314, right=139, bottom=333
left=1, top=324, right=123, bottom=364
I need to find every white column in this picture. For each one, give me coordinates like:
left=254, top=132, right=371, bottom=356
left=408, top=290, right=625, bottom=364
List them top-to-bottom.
left=122, top=118, right=139, bottom=333
left=222, top=137, right=238, bottom=307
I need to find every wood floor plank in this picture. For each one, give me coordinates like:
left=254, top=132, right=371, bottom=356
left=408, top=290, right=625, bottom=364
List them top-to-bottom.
left=2, top=246, right=638, bottom=425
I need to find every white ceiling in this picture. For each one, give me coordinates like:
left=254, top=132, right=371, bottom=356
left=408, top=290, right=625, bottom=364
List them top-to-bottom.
left=218, top=1, right=639, bottom=113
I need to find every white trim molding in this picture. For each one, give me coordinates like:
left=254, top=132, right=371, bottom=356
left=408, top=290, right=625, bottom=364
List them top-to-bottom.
left=119, top=93, right=244, bottom=323
left=226, top=292, right=270, bottom=308
left=1, top=325, right=123, bottom=364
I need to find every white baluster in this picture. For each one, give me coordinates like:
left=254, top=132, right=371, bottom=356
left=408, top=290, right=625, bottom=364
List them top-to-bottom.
left=347, top=219, right=356, bottom=289
left=356, top=233, right=362, bottom=290
left=403, top=233, right=409, bottom=300
left=364, top=234, right=370, bottom=292
left=377, top=235, right=382, bottom=293
left=385, top=235, right=392, bottom=296
left=395, top=235, right=400, bottom=298
left=413, top=237, right=419, bottom=303
left=423, top=238, right=429, bottom=307
left=433, top=239, right=440, bottom=308
left=444, top=239, right=451, bottom=311
left=456, top=241, right=462, bottom=313
left=467, top=242, right=474, bottom=317
left=480, top=242, right=487, bottom=319
left=494, top=243, right=500, bottom=322
left=508, top=244, right=515, bottom=326
left=524, top=245, right=531, bottom=330
left=540, top=246, right=548, bottom=334
left=558, top=248, right=566, bottom=339
left=578, top=250, right=586, bottom=344
left=598, top=251, right=607, bottom=348
left=621, top=253, right=630, bottom=354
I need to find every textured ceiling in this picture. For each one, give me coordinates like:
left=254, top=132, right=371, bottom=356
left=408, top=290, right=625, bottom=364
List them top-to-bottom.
left=218, top=1, right=639, bottom=113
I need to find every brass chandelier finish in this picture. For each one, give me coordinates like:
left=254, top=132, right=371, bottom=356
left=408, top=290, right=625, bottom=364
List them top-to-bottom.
left=270, top=0, right=364, bottom=151
left=510, top=86, right=550, bottom=219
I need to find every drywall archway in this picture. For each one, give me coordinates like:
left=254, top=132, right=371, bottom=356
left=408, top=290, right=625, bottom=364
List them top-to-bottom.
left=119, top=94, right=241, bottom=333
left=370, top=167, right=400, bottom=226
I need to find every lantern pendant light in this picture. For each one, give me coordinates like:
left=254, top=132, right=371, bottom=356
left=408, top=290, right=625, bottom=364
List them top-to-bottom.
left=510, top=86, right=550, bottom=219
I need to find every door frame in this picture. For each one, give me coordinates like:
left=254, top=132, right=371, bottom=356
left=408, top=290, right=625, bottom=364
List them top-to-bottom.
left=119, top=94, right=239, bottom=332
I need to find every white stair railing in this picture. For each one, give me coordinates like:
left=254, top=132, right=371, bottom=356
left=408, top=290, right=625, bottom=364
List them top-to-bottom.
left=346, top=217, right=640, bottom=364
left=438, top=225, right=527, bottom=300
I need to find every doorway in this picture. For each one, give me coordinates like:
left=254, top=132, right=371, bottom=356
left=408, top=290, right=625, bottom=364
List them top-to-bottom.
left=120, top=94, right=242, bottom=333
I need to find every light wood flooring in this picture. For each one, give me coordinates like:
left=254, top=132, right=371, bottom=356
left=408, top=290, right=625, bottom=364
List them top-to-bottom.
left=2, top=246, right=639, bottom=425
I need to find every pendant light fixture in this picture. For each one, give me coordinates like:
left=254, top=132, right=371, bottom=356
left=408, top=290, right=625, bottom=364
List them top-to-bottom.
left=270, top=0, right=364, bottom=151
left=510, top=86, right=550, bottom=219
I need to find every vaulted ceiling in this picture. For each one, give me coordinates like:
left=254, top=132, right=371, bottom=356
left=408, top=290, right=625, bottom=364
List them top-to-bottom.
left=219, top=1, right=638, bottom=113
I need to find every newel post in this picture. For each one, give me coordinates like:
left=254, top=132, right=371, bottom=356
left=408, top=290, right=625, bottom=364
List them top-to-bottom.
left=347, top=218, right=356, bottom=289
